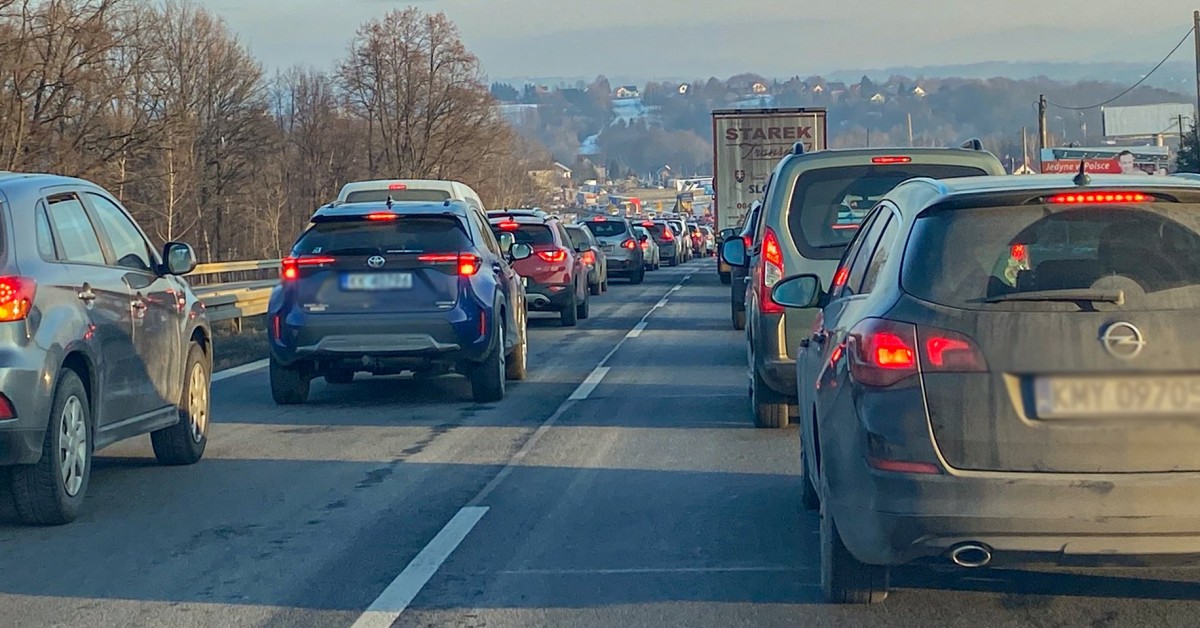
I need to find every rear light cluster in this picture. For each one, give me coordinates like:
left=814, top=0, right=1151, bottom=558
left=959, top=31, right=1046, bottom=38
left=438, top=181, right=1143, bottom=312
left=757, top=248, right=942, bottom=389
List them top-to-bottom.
left=1048, top=192, right=1148, bottom=204
left=759, top=227, right=784, bottom=314
left=662, top=230, right=674, bottom=242
left=622, top=239, right=638, bottom=250
left=536, top=249, right=568, bottom=263
left=581, top=251, right=596, bottom=265
left=418, top=253, right=480, bottom=276
left=281, top=255, right=334, bottom=280
left=0, top=276, right=35, bottom=322
left=844, top=319, right=986, bottom=387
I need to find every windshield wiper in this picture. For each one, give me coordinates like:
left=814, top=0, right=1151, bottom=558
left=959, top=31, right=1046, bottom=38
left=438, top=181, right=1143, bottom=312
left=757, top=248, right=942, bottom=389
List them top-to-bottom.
left=984, top=289, right=1125, bottom=304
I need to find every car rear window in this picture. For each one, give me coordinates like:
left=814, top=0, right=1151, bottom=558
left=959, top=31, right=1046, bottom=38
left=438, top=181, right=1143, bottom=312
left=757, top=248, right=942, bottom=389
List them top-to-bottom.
left=787, top=164, right=988, bottom=259
left=344, top=189, right=452, bottom=203
left=902, top=203, right=1200, bottom=310
left=293, top=217, right=469, bottom=255
left=583, top=221, right=627, bottom=238
left=491, top=223, right=555, bottom=246
left=565, top=226, right=591, bottom=249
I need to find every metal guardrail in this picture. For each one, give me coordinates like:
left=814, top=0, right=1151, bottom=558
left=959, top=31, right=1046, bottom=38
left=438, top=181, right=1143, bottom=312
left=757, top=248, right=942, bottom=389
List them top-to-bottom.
left=188, top=259, right=281, bottom=326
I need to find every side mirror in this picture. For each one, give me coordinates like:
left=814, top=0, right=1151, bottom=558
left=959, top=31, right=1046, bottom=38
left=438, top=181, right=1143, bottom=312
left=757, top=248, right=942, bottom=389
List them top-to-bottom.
left=719, top=228, right=738, bottom=239
left=497, top=231, right=515, bottom=253
left=639, top=234, right=649, bottom=242
left=721, top=237, right=747, bottom=267
left=162, top=242, right=197, bottom=275
left=509, top=243, right=533, bottom=261
left=771, top=274, right=824, bottom=309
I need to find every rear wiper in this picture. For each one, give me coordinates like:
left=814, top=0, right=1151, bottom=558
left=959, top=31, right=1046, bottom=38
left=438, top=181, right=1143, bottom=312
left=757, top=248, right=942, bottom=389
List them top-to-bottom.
left=984, top=289, right=1125, bottom=304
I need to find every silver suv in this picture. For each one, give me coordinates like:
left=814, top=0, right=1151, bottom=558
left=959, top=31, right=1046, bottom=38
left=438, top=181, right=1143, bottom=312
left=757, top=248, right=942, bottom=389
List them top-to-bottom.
left=0, top=173, right=210, bottom=525
left=580, top=216, right=645, bottom=284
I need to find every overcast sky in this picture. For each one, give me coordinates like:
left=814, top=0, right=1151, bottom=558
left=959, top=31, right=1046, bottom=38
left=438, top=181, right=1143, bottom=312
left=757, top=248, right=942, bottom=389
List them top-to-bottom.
left=200, top=0, right=1198, bottom=80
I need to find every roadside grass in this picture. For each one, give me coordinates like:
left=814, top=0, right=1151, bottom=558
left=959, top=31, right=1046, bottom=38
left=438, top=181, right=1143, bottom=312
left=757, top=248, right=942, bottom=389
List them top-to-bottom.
left=212, top=316, right=268, bottom=371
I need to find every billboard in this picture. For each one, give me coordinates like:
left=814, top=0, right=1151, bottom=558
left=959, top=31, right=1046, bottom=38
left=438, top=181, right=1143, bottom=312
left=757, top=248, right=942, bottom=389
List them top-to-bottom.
left=1101, top=103, right=1194, bottom=137
left=1040, top=146, right=1170, bottom=175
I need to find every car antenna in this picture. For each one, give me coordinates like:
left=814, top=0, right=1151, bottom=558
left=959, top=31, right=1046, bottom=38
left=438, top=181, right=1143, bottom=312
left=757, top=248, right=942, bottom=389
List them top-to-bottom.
left=1073, top=158, right=1091, bottom=187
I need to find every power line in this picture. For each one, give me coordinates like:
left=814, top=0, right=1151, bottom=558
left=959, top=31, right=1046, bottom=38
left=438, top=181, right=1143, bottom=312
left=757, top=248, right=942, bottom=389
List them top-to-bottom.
left=1046, top=26, right=1195, bottom=111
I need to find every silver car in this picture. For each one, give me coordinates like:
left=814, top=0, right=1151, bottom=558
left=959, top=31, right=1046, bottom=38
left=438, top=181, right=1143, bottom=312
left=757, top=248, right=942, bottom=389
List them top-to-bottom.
left=580, top=216, right=645, bottom=284
left=633, top=225, right=660, bottom=271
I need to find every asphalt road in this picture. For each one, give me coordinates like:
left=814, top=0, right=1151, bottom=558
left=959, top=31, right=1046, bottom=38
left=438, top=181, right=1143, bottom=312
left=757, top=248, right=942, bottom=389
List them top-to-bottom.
left=2, top=258, right=1199, bottom=628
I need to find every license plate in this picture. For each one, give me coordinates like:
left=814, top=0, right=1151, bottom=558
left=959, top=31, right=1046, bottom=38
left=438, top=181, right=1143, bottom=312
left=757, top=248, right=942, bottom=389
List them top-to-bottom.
left=602, top=244, right=614, bottom=252
left=341, top=272, right=413, bottom=291
left=1034, top=375, right=1200, bottom=418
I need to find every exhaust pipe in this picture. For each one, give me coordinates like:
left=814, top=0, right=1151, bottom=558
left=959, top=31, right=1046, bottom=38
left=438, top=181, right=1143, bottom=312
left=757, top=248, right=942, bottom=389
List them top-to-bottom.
left=528, top=295, right=550, bottom=308
left=949, top=543, right=992, bottom=568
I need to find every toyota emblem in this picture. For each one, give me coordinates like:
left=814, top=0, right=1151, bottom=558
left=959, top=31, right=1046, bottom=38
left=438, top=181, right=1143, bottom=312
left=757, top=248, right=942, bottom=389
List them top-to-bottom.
left=367, top=255, right=386, bottom=269
left=1100, top=322, right=1145, bottom=360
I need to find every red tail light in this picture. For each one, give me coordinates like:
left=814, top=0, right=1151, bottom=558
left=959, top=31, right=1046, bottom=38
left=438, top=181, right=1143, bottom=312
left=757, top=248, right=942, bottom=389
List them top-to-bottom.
left=871, top=156, right=912, bottom=164
left=388, top=183, right=407, bottom=190
left=1047, top=192, right=1148, bottom=204
left=366, top=212, right=397, bottom=220
left=497, top=220, right=519, bottom=231
left=759, top=227, right=785, bottom=314
left=662, top=230, right=674, bottom=241
left=741, top=235, right=751, bottom=248
left=622, top=239, right=637, bottom=250
left=640, top=241, right=650, bottom=250
left=537, top=249, right=568, bottom=263
left=581, top=251, right=596, bottom=265
left=418, top=253, right=480, bottom=276
left=281, top=256, right=335, bottom=281
left=832, top=266, right=850, bottom=291
left=0, top=276, right=34, bottom=322
left=847, top=319, right=918, bottom=387
left=919, top=326, right=987, bottom=372
left=0, top=392, right=15, bottom=420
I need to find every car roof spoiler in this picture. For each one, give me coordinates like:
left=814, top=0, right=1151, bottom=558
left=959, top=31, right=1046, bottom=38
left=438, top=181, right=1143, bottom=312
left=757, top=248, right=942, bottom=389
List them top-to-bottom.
left=960, top=138, right=985, bottom=151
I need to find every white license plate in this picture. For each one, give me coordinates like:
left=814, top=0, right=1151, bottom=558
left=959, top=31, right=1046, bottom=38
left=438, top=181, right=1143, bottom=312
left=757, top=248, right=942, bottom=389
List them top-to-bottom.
left=602, top=244, right=614, bottom=252
left=341, top=272, right=413, bottom=291
left=521, top=276, right=528, bottom=287
left=1034, top=376, right=1200, bottom=418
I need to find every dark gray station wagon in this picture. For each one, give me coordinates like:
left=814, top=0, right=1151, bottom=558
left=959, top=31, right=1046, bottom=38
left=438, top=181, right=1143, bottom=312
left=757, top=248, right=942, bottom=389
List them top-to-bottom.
left=0, top=173, right=210, bottom=525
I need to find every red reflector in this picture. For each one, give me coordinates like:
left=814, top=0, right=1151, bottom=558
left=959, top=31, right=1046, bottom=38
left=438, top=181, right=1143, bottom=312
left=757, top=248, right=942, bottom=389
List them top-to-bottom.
left=871, top=156, right=912, bottom=164
left=388, top=183, right=407, bottom=190
left=1048, top=192, right=1147, bottom=204
left=366, top=212, right=397, bottom=220
left=498, top=221, right=519, bottom=231
left=537, top=249, right=568, bottom=263
left=0, top=276, right=35, bottom=322
left=272, top=314, right=282, bottom=340
left=0, top=393, right=15, bottom=420
left=868, top=458, right=941, bottom=475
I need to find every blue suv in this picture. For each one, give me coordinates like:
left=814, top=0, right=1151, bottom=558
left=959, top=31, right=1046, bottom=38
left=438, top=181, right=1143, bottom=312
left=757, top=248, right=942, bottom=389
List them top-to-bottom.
left=267, top=199, right=531, bottom=404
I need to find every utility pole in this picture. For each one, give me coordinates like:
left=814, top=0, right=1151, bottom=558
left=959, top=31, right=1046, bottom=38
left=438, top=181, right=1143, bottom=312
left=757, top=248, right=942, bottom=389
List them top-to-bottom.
left=1037, top=94, right=1048, bottom=157
left=907, top=112, right=914, bottom=147
left=1022, top=126, right=1030, bottom=172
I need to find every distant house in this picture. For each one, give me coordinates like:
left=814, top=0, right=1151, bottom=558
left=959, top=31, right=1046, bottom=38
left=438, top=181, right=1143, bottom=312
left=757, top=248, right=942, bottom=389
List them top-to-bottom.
left=751, top=81, right=769, bottom=94
left=811, top=84, right=825, bottom=94
left=615, top=85, right=640, bottom=99
left=912, top=85, right=927, bottom=98
left=870, top=93, right=886, bottom=104
left=553, top=162, right=573, bottom=181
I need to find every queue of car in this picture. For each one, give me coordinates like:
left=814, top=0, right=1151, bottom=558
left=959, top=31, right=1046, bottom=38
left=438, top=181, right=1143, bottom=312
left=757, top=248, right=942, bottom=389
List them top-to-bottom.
left=721, top=142, right=1200, bottom=605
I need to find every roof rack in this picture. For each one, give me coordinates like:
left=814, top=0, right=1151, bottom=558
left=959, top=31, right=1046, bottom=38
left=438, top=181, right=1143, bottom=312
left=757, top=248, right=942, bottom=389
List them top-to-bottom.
left=960, top=138, right=984, bottom=151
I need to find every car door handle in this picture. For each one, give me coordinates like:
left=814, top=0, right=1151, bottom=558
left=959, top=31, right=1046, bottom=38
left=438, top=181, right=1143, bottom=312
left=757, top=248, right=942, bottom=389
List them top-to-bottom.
left=77, top=288, right=96, bottom=302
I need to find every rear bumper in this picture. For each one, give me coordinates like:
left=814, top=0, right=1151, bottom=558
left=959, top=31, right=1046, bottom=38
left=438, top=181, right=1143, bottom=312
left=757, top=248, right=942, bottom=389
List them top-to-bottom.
left=606, top=256, right=641, bottom=274
left=526, top=284, right=574, bottom=311
left=270, top=308, right=489, bottom=366
left=0, top=350, right=60, bottom=465
left=831, top=462, right=1200, bottom=567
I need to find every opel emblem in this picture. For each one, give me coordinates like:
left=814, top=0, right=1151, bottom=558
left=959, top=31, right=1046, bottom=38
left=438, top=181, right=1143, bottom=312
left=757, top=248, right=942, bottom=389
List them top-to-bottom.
left=367, top=255, right=386, bottom=269
left=1101, top=322, right=1145, bottom=360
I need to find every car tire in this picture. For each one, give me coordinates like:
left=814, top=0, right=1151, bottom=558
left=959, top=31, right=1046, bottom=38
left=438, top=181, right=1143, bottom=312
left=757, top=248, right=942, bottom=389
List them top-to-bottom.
left=668, top=255, right=677, bottom=267
left=630, top=266, right=645, bottom=285
left=719, top=271, right=731, bottom=284
left=601, top=278, right=609, bottom=293
left=589, top=280, right=601, bottom=296
left=577, top=289, right=590, bottom=319
left=561, top=290, right=578, bottom=327
left=732, top=305, right=746, bottom=330
left=505, top=311, right=528, bottom=381
left=471, top=320, right=506, bottom=402
left=151, top=343, right=210, bottom=466
left=270, top=357, right=310, bottom=405
left=751, top=368, right=789, bottom=428
left=9, top=370, right=91, bottom=525
left=324, top=370, right=355, bottom=385
left=800, top=443, right=821, bottom=511
left=820, top=481, right=889, bottom=604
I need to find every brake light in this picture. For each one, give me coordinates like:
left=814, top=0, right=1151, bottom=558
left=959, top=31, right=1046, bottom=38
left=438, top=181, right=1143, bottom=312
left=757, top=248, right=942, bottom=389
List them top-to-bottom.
left=871, top=156, right=912, bottom=164
left=388, top=183, right=407, bottom=190
left=1047, top=192, right=1148, bottom=204
left=366, top=212, right=397, bottom=221
left=592, top=216, right=607, bottom=221
left=497, top=220, right=519, bottom=231
left=759, top=227, right=785, bottom=314
left=662, top=230, right=674, bottom=241
left=742, top=235, right=751, bottom=248
left=622, top=239, right=637, bottom=250
left=640, top=241, right=649, bottom=250
left=1010, top=244, right=1028, bottom=264
left=537, top=249, right=568, bottom=263
left=581, top=251, right=596, bottom=265
left=418, top=253, right=480, bottom=276
left=281, top=256, right=335, bottom=281
left=832, top=266, right=850, bottom=290
left=0, top=277, right=34, bottom=322
left=846, top=319, right=918, bottom=387
left=919, top=326, right=987, bottom=372
left=0, top=393, right=14, bottom=420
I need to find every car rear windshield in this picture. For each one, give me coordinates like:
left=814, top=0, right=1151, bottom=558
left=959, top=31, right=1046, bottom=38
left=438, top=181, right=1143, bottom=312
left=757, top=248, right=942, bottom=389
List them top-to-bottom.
left=787, top=163, right=988, bottom=259
left=344, top=189, right=452, bottom=204
left=902, top=203, right=1200, bottom=310
left=293, top=217, right=470, bottom=255
left=583, top=221, right=627, bottom=238
left=491, top=223, right=555, bottom=246
left=565, top=227, right=591, bottom=249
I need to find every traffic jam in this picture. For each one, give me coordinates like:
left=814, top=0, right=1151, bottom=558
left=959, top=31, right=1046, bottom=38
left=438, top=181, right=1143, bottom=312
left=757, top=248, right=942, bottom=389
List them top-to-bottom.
left=1, top=106, right=1200, bottom=611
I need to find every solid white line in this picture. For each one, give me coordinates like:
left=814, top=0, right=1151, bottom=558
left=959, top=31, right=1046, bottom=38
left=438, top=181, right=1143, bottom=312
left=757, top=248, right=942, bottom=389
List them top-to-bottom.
left=654, top=298, right=670, bottom=309
left=626, top=322, right=648, bottom=338
left=212, top=358, right=268, bottom=382
left=568, top=366, right=610, bottom=401
left=350, top=506, right=489, bottom=628
left=491, top=566, right=813, bottom=575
